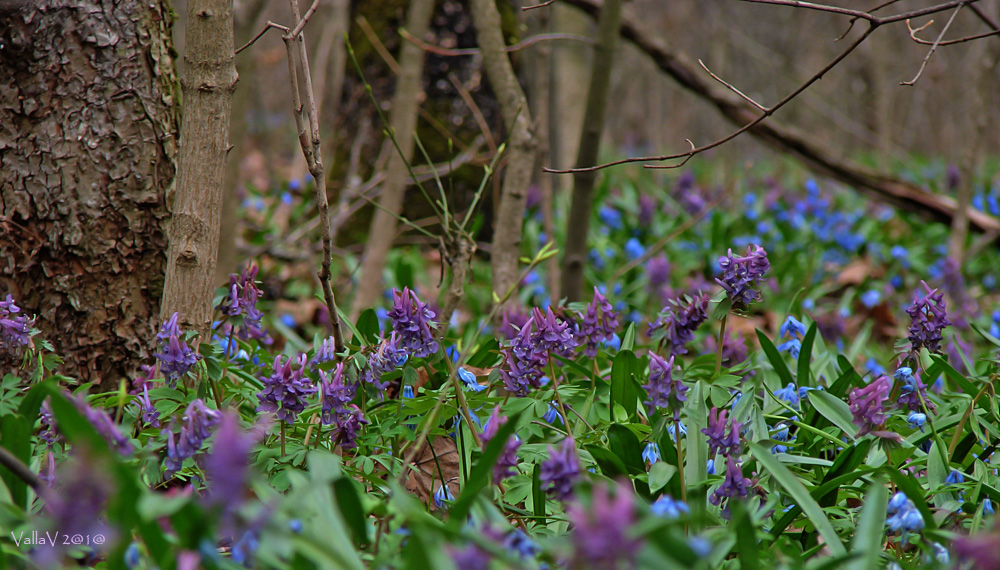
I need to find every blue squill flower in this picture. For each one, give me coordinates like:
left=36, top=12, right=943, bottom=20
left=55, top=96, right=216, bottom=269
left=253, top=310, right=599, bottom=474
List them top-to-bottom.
left=599, top=206, right=624, bottom=230
left=625, top=238, right=645, bottom=260
left=860, top=290, right=881, bottom=309
left=778, top=315, right=807, bottom=339
left=776, top=338, right=801, bottom=359
left=457, top=367, right=485, bottom=392
left=774, top=383, right=800, bottom=410
left=543, top=402, right=564, bottom=425
left=907, top=412, right=926, bottom=431
left=667, top=420, right=687, bottom=440
left=642, top=442, right=661, bottom=464
left=706, top=459, right=716, bottom=475
left=946, top=470, right=965, bottom=486
left=434, top=483, right=456, bottom=509
left=886, top=492, right=924, bottom=534
left=651, top=495, right=690, bottom=518
left=983, top=498, right=995, bottom=516
left=504, top=528, right=539, bottom=559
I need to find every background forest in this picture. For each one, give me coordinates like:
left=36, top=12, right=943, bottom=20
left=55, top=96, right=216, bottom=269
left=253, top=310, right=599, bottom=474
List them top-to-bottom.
left=2, top=0, right=1000, bottom=569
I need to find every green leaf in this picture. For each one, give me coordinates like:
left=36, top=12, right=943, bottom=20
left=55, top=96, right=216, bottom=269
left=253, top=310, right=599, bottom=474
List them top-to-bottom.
left=353, top=308, right=381, bottom=347
left=797, top=322, right=817, bottom=385
left=621, top=323, right=636, bottom=351
left=756, top=329, right=795, bottom=387
left=467, top=338, right=501, bottom=368
left=611, top=351, right=640, bottom=421
left=808, top=389, right=858, bottom=439
left=447, top=413, right=520, bottom=530
left=0, top=415, right=30, bottom=510
left=607, top=424, right=645, bottom=476
left=751, top=442, right=847, bottom=557
left=586, top=444, right=629, bottom=479
left=648, top=461, right=677, bottom=494
left=532, top=463, right=546, bottom=525
left=885, top=467, right=936, bottom=530
left=846, top=477, right=887, bottom=570
left=333, top=478, right=370, bottom=547
left=731, top=500, right=761, bottom=570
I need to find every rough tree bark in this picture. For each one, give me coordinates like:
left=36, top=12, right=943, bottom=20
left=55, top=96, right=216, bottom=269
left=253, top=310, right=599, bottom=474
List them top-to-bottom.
left=0, top=0, right=179, bottom=385
left=160, top=0, right=237, bottom=339
left=350, top=0, right=435, bottom=320
left=469, top=0, right=537, bottom=306
left=560, top=0, right=623, bottom=302
left=563, top=0, right=1000, bottom=235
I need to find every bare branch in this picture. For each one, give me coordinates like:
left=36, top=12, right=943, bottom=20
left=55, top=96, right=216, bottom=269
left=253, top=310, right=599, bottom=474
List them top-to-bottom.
left=288, top=0, right=321, bottom=39
left=522, top=0, right=556, bottom=11
left=740, top=0, right=978, bottom=26
left=901, top=3, right=964, bottom=86
left=356, top=15, right=401, bottom=73
left=907, top=17, right=1000, bottom=46
left=235, top=21, right=288, bottom=55
left=545, top=23, right=875, bottom=174
left=400, top=28, right=595, bottom=56
left=698, top=59, right=765, bottom=111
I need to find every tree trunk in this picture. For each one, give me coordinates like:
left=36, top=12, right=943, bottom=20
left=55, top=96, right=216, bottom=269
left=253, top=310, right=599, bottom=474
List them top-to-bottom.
left=0, top=0, right=179, bottom=385
left=160, top=0, right=236, bottom=339
left=350, top=0, right=435, bottom=320
left=470, top=0, right=537, bottom=307
left=560, top=0, right=623, bottom=302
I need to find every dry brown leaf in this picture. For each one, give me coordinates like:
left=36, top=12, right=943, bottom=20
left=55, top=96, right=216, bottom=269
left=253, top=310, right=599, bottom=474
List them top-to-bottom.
left=404, top=436, right=461, bottom=510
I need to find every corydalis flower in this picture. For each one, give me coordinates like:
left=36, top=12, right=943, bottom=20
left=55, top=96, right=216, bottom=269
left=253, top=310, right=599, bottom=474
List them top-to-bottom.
left=716, top=245, right=770, bottom=309
left=219, top=265, right=264, bottom=338
left=905, top=281, right=950, bottom=355
left=387, top=287, right=439, bottom=358
left=576, top=287, right=620, bottom=358
left=0, top=293, right=33, bottom=352
left=647, top=294, right=709, bottom=357
left=497, top=307, right=529, bottom=340
left=529, top=307, right=578, bottom=357
left=154, top=313, right=200, bottom=388
left=362, top=333, right=407, bottom=393
left=309, top=336, right=338, bottom=369
left=257, top=354, right=317, bottom=425
left=643, top=354, right=687, bottom=420
left=319, top=363, right=356, bottom=424
left=849, top=375, right=891, bottom=436
left=134, top=385, right=160, bottom=427
left=47, top=394, right=135, bottom=455
left=163, top=399, right=221, bottom=475
left=332, top=404, right=368, bottom=449
left=482, top=407, right=521, bottom=483
left=702, top=407, right=743, bottom=458
left=203, top=412, right=263, bottom=531
left=540, top=438, right=580, bottom=500
left=39, top=452, right=115, bottom=563
left=709, top=456, right=750, bottom=514
left=567, top=482, right=642, bottom=570
left=953, top=518, right=1000, bottom=570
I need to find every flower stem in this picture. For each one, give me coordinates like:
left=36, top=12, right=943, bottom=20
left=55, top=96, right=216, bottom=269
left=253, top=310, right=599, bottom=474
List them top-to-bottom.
left=716, top=314, right=729, bottom=376
left=549, top=354, right=574, bottom=436
left=675, top=416, right=687, bottom=503
left=281, top=421, right=286, bottom=456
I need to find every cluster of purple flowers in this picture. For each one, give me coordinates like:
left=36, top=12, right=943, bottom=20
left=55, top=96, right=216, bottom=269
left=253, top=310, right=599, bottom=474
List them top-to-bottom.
left=716, top=245, right=770, bottom=309
left=219, top=265, right=265, bottom=338
left=905, top=281, right=950, bottom=355
left=387, top=287, right=439, bottom=358
left=575, top=287, right=620, bottom=358
left=0, top=294, right=33, bottom=352
left=647, top=294, right=709, bottom=357
left=501, top=308, right=578, bottom=396
left=154, top=313, right=201, bottom=388
left=361, top=333, right=407, bottom=393
left=257, top=354, right=317, bottom=425
left=643, top=354, right=687, bottom=420
left=319, top=363, right=366, bottom=449
left=894, top=367, right=934, bottom=413
left=848, top=375, right=892, bottom=437
left=135, top=385, right=160, bottom=427
left=44, top=394, right=135, bottom=455
left=163, top=399, right=222, bottom=475
left=482, top=407, right=521, bottom=483
left=702, top=407, right=743, bottom=458
left=203, top=412, right=259, bottom=529
left=540, top=438, right=580, bottom=500
left=38, top=453, right=114, bottom=563
left=709, top=456, right=751, bottom=515
left=567, top=483, right=641, bottom=570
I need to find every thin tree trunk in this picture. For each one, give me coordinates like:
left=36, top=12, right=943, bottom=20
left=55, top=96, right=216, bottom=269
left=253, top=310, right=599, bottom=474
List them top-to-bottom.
left=0, top=0, right=179, bottom=386
left=161, top=0, right=237, bottom=339
left=350, top=0, right=435, bottom=320
left=470, top=0, right=537, bottom=307
left=560, top=0, right=623, bottom=302
left=562, top=0, right=1000, bottom=235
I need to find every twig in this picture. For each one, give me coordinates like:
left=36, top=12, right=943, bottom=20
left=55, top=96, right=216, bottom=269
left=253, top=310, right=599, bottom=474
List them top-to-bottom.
left=280, top=0, right=346, bottom=356
left=287, top=0, right=321, bottom=39
left=522, top=0, right=556, bottom=10
left=739, top=0, right=977, bottom=26
left=901, top=4, right=965, bottom=86
left=356, top=15, right=400, bottom=74
left=907, top=18, right=1000, bottom=46
left=235, top=21, right=287, bottom=55
left=546, top=23, right=875, bottom=174
left=400, top=28, right=596, bottom=56
left=698, top=59, right=765, bottom=111
left=448, top=72, right=498, bottom=154
left=0, top=445, right=43, bottom=492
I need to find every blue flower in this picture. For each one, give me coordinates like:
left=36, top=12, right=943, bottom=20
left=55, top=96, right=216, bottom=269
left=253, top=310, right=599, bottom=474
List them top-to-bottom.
left=599, top=206, right=624, bottom=230
left=625, top=238, right=645, bottom=261
left=860, top=290, right=881, bottom=309
left=779, top=316, right=807, bottom=339
left=603, top=333, right=621, bottom=352
left=776, top=338, right=801, bottom=359
left=866, top=358, right=886, bottom=377
left=458, top=367, right=485, bottom=392
left=774, top=383, right=800, bottom=409
left=401, top=385, right=414, bottom=399
left=543, top=402, right=564, bottom=425
left=907, top=412, right=926, bottom=430
left=642, top=442, right=661, bottom=464
left=706, top=459, right=715, bottom=475
left=946, top=470, right=965, bottom=486
left=434, top=483, right=456, bottom=508
left=886, top=492, right=924, bottom=533
left=651, top=495, right=690, bottom=518
left=983, top=497, right=994, bottom=516
left=289, top=519, right=303, bottom=533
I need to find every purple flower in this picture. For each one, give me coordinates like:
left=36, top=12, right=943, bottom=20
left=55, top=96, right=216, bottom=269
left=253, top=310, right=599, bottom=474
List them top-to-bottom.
left=638, top=194, right=658, bottom=226
left=716, top=245, right=770, bottom=309
left=647, top=254, right=672, bottom=297
left=218, top=265, right=265, bottom=338
left=905, top=281, right=950, bottom=355
left=387, top=287, right=439, bottom=358
left=576, top=287, right=621, bottom=358
left=0, top=294, right=33, bottom=352
left=647, top=294, right=710, bottom=357
left=497, top=307, right=529, bottom=340
left=530, top=307, right=578, bottom=357
left=154, top=313, right=201, bottom=388
left=703, top=332, right=751, bottom=379
left=361, top=333, right=407, bottom=393
left=309, top=336, right=338, bottom=369
left=499, top=347, right=543, bottom=397
left=257, top=354, right=317, bottom=425
left=643, top=354, right=687, bottom=420
left=319, top=363, right=355, bottom=424
left=894, top=367, right=935, bottom=413
left=849, top=375, right=891, bottom=436
left=135, top=385, right=160, bottom=427
left=69, top=394, right=134, bottom=456
left=163, top=399, right=221, bottom=475
left=332, top=404, right=368, bottom=450
left=482, top=407, right=521, bottom=483
left=702, top=407, right=742, bottom=458
left=203, top=412, right=260, bottom=529
left=540, top=438, right=580, bottom=500
left=39, top=452, right=115, bottom=562
left=710, top=456, right=750, bottom=514
left=567, top=482, right=642, bottom=570
left=953, top=520, right=1000, bottom=570
left=447, top=543, right=490, bottom=570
